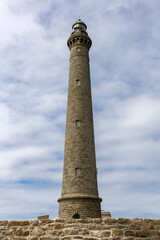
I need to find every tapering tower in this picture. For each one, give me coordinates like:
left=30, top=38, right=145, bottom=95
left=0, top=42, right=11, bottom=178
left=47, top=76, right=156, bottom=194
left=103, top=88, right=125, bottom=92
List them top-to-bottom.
left=58, top=20, right=102, bottom=219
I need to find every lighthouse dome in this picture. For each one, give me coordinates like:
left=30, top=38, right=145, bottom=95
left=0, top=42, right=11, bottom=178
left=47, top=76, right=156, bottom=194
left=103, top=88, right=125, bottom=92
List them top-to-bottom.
left=72, top=19, right=87, bottom=31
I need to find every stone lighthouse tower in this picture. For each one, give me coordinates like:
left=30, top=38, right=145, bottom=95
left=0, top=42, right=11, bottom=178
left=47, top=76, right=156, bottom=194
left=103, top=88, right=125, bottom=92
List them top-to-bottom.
left=58, top=19, right=102, bottom=219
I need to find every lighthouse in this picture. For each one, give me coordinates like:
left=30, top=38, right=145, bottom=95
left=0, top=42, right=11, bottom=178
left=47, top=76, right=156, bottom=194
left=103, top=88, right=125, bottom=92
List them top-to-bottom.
left=58, top=20, right=102, bottom=219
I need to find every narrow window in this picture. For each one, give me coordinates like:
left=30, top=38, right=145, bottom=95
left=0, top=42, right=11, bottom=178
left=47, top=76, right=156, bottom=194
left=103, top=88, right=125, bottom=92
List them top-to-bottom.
left=76, top=47, right=80, bottom=53
left=76, top=79, right=80, bottom=86
left=76, top=120, right=80, bottom=128
left=75, top=168, right=80, bottom=177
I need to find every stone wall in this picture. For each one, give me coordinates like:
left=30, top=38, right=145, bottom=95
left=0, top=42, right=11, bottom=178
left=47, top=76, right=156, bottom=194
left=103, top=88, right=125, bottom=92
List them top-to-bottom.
left=0, top=216, right=160, bottom=240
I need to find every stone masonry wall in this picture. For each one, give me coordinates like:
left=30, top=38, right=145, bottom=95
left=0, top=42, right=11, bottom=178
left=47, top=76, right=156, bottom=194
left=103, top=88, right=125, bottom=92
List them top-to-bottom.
left=59, top=198, right=101, bottom=219
left=0, top=216, right=160, bottom=240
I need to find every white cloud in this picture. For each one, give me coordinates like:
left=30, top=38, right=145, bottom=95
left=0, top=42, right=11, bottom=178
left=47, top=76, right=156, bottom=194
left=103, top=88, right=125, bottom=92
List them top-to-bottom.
left=0, top=0, right=160, bottom=220
left=0, top=184, right=60, bottom=220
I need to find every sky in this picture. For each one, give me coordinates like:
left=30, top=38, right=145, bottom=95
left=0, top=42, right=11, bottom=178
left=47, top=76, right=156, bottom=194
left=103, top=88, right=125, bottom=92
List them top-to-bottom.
left=0, top=0, right=160, bottom=220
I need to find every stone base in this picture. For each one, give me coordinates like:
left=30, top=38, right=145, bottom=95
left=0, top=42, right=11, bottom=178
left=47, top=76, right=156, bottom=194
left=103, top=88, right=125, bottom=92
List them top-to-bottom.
left=58, top=196, right=102, bottom=219
left=101, top=210, right=111, bottom=218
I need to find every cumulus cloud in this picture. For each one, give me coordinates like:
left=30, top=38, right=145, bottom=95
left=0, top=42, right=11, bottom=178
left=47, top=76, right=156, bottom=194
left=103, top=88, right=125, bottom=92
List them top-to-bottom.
left=0, top=0, right=160, bottom=219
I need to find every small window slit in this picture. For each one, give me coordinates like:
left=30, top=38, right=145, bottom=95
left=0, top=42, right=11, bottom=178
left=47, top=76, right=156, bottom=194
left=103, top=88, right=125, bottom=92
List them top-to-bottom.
left=76, top=47, right=80, bottom=53
left=76, top=79, right=80, bottom=86
left=76, top=120, right=80, bottom=128
left=75, top=168, right=80, bottom=177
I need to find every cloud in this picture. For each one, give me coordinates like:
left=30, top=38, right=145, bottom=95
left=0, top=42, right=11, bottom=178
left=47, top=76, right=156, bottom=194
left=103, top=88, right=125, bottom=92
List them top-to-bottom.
left=0, top=0, right=160, bottom=219
left=0, top=183, right=60, bottom=220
